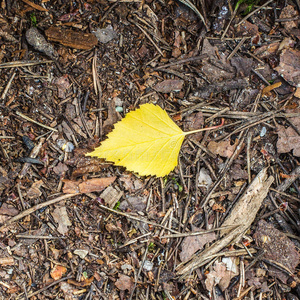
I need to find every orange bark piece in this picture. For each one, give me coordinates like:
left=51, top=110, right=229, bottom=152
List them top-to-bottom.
left=45, top=27, right=98, bottom=50
left=262, top=81, right=282, bottom=96
left=50, top=265, right=67, bottom=280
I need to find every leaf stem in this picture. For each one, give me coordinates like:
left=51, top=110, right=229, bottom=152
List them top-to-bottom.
left=184, top=118, right=225, bottom=136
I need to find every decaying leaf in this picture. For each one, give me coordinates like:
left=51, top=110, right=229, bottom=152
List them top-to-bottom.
left=274, top=48, right=300, bottom=87
left=154, top=79, right=184, bottom=93
left=87, top=104, right=221, bottom=177
left=276, top=124, right=300, bottom=157
left=207, top=139, right=237, bottom=158
left=63, top=177, right=116, bottom=194
left=27, top=180, right=43, bottom=199
left=51, top=206, right=72, bottom=235
left=180, top=226, right=216, bottom=262
left=205, top=261, right=237, bottom=292
left=115, top=274, right=134, bottom=292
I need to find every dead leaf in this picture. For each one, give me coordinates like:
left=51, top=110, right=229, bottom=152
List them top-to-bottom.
left=279, top=5, right=299, bottom=32
left=235, top=20, right=259, bottom=36
left=93, top=25, right=117, bottom=44
left=275, top=48, right=300, bottom=88
left=53, top=75, right=70, bottom=99
left=154, top=79, right=184, bottom=93
left=184, top=111, right=204, bottom=141
left=276, top=124, right=300, bottom=157
left=207, top=139, right=237, bottom=158
left=53, top=162, right=69, bottom=176
left=229, top=164, right=248, bottom=180
left=198, top=168, right=213, bottom=189
left=221, top=168, right=274, bottom=236
left=63, top=177, right=116, bottom=194
left=27, top=180, right=43, bottom=199
left=119, top=196, right=147, bottom=212
left=0, top=203, right=19, bottom=224
left=51, top=206, right=71, bottom=235
left=254, top=220, right=300, bottom=283
left=180, top=226, right=216, bottom=262
left=205, top=261, right=237, bottom=292
left=50, top=265, right=67, bottom=280
left=115, top=274, right=134, bottom=292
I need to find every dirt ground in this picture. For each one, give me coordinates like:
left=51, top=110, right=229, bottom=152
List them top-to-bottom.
left=0, top=0, right=300, bottom=299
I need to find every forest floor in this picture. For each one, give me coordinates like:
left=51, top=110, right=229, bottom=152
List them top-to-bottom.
left=0, top=0, right=300, bottom=299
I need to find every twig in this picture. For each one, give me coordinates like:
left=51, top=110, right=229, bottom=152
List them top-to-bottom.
left=130, top=20, right=164, bottom=56
left=227, top=37, right=249, bottom=61
left=92, top=52, right=103, bottom=138
left=155, top=54, right=208, bottom=70
left=0, top=60, right=52, bottom=69
left=1, top=70, right=16, bottom=100
left=15, top=111, right=58, bottom=132
left=0, top=194, right=78, bottom=231
left=98, top=204, right=180, bottom=233
left=160, top=224, right=238, bottom=239
left=16, top=235, right=66, bottom=239
left=17, top=275, right=74, bottom=299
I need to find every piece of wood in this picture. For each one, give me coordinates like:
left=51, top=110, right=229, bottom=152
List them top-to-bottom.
left=45, top=27, right=98, bottom=50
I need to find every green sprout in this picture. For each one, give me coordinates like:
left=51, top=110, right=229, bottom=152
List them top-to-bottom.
left=235, top=0, right=260, bottom=15
left=30, top=13, right=37, bottom=27
left=172, top=178, right=183, bottom=192
left=113, top=201, right=120, bottom=210
left=148, top=242, right=156, bottom=252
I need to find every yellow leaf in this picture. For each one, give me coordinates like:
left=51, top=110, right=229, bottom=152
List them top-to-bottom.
left=87, top=103, right=214, bottom=177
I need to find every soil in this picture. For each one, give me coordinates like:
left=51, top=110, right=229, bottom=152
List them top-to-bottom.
left=0, top=0, right=300, bottom=299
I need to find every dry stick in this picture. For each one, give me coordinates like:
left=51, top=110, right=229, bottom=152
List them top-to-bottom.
left=21, top=0, right=48, bottom=11
left=235, top=0, right=274, bottom=27
left=227, top=37, right=249, bottom=61
left=92, top=53, right=103, bottom=138
left=155, top=54, right=208, bottom=70
left=0, top=60, right=52, bottom=69
left=1, top=70, right=16, bottom=100
left=15, top=111, right=58, bottom=132
left=214, top=112, right=277, bottom=141
left=246, top=132, right=253, bottom=184
left=0, top=194, right=78, bottom=231
left=97, top=204, right=180, bottom=234
left=160, top=224, right=238, bottom=239
left=15, top=235, right=65, bottom=239
left=18, top=275, right=74, bottom=300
